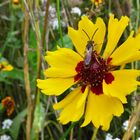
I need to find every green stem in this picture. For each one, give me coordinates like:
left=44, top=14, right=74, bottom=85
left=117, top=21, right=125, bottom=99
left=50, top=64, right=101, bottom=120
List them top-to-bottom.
left=42, top=0, right=50, bottom=49
left=56, top=0, right=64, bottom=47
left=108, top=0, right=111, bottom=14
left=135, top=0, right=140, bottom=32
left=135, top=0, right=140, bottom=70
left=91, top=127, right=98, bottom=140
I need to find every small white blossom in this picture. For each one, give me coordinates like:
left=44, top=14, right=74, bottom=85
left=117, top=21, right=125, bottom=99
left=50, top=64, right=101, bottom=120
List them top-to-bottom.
left=48, top=5, right=67, bottom=30
left=49, top=5, right=57, bottom=19
left=71, top=7, right=81, bottom=16
left=51, top=18, right=67, bottom=30
left=52, top=18, right=59, bottom=30
left=2, top=119, right=13, bottom=129
left=123, top=120, right=136, bottom=133
left=105, top=133, right=120, bottom=140
left=106, top=133, right=113, bottom=140
left=0, top=135, right=11, bottom=140
left=137, top=138, right=140, bottom=140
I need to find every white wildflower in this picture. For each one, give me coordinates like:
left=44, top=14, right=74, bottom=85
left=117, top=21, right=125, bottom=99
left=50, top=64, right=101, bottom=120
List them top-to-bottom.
left=49, top=5, right=57, bottom=19
left=71, top=7, right=81, bottom=16
left=52, top=18, right=59, bottom=30
left=2, top=119, right=13, bottom=129
left=123, top=120, right=136, bottom=133
left=106, top=133, right=120, bottom=140
left=106, top=133, right=113, bottom=140
left=0, top=135, right=11, bottom=140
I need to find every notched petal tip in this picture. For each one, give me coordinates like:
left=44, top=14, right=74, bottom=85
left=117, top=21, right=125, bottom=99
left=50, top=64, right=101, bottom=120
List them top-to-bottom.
left=81, top=15, right=88, bottom=20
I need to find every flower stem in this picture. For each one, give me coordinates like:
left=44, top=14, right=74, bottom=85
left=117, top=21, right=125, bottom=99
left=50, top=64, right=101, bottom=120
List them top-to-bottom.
left=42, top=0, right=50, bottom=49
left=56, top=0, right=64, bottom=47
left=108, top=0, right=111, bottom=14
left=135, top=0, right=140, bottom=32
left=23, top=5, right=32, bottom=140
left=122, top=102, right=140, bottom=140
left=91, top=127, right=98, bottom=140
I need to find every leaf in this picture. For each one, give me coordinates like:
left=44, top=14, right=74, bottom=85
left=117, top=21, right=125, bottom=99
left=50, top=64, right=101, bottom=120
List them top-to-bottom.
left=132, top=0, right=137, bottom=10
left=56, top=35, right=73, bottom=50
left=0, top=68, right=24, bottom=84
left=33, top=103, right=45, bottom=133
left=9, top=109, right=27, bottom=140
left=60, top=122, right=77, bottom=140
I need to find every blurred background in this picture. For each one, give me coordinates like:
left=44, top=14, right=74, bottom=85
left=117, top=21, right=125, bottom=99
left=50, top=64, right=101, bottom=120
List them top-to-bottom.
left=0, top=0, right=140, bottom=140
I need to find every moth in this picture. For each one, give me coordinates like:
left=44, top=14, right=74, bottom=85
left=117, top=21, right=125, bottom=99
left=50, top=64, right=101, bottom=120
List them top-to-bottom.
left=82, top=28, right=98, bottom=68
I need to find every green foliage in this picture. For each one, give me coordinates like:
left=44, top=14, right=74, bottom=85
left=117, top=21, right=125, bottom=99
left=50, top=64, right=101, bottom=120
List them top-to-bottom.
left=0, top=0, right=140, bottom=140
left=0, top=68, right=24, bottom=84
left=33, top=103, right=45, bottom=133
left=9, top=109, right=27, bottom=140
left=59, top=122, right=77, bottom=140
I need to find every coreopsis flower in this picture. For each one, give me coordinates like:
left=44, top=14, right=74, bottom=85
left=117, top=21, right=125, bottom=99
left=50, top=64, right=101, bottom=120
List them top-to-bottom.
left=12, top=0, right=19, bottom=5
left=91, top=0, right=103, bottom=7
left=37, top=15, right=140, bottom=130
left=0, top=60, right=13, bottom=71
left=2, top=97, right=15, bottom=116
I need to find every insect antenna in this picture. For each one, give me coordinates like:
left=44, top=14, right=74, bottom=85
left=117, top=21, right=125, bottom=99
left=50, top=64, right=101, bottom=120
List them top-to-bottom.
left=82, top=28, right=98, bottom=41
left=91, top=28, right=98, bottom=41
left=82, top=29, right=90, bottom=40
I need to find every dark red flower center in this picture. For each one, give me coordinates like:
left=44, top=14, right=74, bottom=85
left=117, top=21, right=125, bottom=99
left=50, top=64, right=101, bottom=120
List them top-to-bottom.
left=74, top=51, right=114, bottom=95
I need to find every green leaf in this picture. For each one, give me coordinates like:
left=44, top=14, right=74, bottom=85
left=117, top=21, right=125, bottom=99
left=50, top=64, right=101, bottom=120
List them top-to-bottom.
left=132, top=0, right=137, bottom=10
left=57, top=35, right=73, bottom=49
left=0, top=68, right=24, bottom=83
left=0, top=103, right=3, bottom=110
left=33, top=103, right=45, bottom=133
left=9, top=109, right=27, bottom=140
left=60, top=122, right=77, bottom=140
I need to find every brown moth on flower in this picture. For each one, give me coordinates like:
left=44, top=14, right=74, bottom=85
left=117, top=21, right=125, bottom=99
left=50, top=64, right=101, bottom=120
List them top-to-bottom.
left=37, top=15, right=140, bottom=130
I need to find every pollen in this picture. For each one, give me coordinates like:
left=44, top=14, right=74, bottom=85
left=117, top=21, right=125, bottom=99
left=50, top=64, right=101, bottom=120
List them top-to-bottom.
left=74, top=51, right=114, bottom=95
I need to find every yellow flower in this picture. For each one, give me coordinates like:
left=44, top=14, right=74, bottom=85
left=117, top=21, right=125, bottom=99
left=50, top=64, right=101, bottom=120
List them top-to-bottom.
left=13, top=0, right=19, bottom=5
left=91, top=0, right=103, bottom=7
left=37, top=15, right=140, bottom=130
left=0, top=61, right=13, bottom=71
left=2, top=96, right=15, bottom=116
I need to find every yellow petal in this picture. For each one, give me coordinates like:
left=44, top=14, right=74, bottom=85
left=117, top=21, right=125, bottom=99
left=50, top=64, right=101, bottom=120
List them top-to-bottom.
left=91, top=0, right=103, bottom=6
left=103, top=14, right=129, bottom=59
left=68, top=16, right=106, bottom=56
left=94, top=18, right=106, bottom=53
left=68, top=27, right=86, bottom=57
left=110, top=33, right=140, bottom=65
left=45, top=47, right=82, bottom=69
left=0, top=60, right=13, bottom=71
left=2, top=65, right=13, bottom=71
left=44, top=67, right=76, bottom=78
left=103, top=70, right=140, bottom=103
left=37, top=78, right=75, bottom=96
left=53, top=87, right=81, bottom=109
left=57, top=87, right=88, bottom=124
left=77, top=87, right=89, bottom=108
left=82, top=92, right=124, bottom=131
left=81, top=93, right=93, bottom=127
left=100, top=115, right=113, bottom=130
